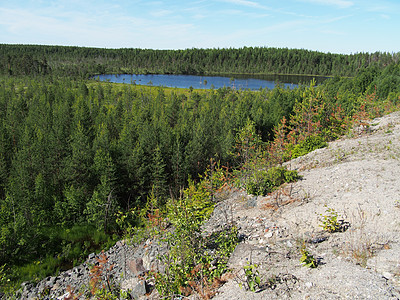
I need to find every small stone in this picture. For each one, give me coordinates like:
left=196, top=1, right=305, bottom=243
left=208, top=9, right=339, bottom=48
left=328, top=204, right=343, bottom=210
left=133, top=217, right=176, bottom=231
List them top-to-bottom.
left=265, top=231, right=273, bottom=238
left=309, top=237, right=328, bottom=244
left=115, top=240, right=125, bottom=247
left=88, top=253, right=95, bottom=260
left=142, top=254, right=152, bottom=270
left=128, top=258, right=146, bottom=276
left=382, top=272, right=392, bottom=280
left=47, top=276, right=56, bottom=288
left=122, top=278, right=148, bottom=299
left=132, top=280, right=148, bottom=298
left=21, top=281, right=31, bottom=289
left=51, top=282, right=60, bottom=291
left=305, top=282, right=313, bottom=288
left=57, top=291, right=71, bottom=300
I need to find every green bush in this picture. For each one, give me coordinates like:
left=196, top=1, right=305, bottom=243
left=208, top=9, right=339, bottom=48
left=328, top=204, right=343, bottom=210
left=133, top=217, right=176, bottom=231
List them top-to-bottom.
left=291, top=135, right=327, bottom=159
left=246, top=166, right=301, bottom=196
left=151, top=169, right=238, bottom=298
left=155, top=194, right=238, bottom=298
left=319, top=206, right=342, bottom=233
left=3, top=224, right=117, bottom=291
left=299, top=244, right=317, bottom=268
left=243, top=262, right=261, bottom=292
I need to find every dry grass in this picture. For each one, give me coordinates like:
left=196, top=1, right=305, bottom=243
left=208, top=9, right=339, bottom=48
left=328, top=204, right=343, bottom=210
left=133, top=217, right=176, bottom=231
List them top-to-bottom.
left=261, top=184, right=311, bottom=211
left=338, top=206, right=390, bottom=268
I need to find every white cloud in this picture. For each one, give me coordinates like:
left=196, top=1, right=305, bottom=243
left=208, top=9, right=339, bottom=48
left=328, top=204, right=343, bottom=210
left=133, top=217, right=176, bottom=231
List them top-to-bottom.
left=1, top=0, right=398, bottom=53
left=221, top=0, right=271, bottom=10
left=302, top=0, right=354, bottom=8
left=0, top=5, right=201, bottom=49
left=0, top=7, right=143, bottom=47
left=219, top=8, right=270, bottom=18
left=150, top=9, right=173, bottom=17
left=191, top=13, right=207, bottom=20
left=321, top=14, right=353, bottom=23
left=318, top=29, right=345, bottom=36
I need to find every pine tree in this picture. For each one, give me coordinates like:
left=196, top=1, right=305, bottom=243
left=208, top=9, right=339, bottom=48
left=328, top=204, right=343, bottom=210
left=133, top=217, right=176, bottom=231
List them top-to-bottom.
left=60, top=121, right=93, bottom=223
left=151, top=145, right=168, bottom=202
left=85, top=149, right=117, bottom=232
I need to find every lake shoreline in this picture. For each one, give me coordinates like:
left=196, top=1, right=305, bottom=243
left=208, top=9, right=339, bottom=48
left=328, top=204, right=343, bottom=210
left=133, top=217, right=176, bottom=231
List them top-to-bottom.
left=91, top=71, right=333, bottom=78
left=93, top=73, right=325, bottom=90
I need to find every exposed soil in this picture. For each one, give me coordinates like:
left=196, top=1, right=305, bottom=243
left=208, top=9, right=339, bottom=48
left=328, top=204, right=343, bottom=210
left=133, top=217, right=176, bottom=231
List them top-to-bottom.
left=209, top=111, right=400, bottom=299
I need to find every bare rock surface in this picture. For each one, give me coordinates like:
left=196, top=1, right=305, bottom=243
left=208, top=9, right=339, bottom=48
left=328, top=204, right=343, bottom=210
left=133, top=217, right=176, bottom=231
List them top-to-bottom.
left=212, top=111, right=400, bottom=299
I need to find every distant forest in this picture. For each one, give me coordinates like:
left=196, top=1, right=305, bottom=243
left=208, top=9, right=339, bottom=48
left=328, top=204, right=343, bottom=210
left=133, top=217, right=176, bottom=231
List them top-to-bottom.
left=0, top=44, right=399, bottom=291
left=1, top=44, right=399, bottom=77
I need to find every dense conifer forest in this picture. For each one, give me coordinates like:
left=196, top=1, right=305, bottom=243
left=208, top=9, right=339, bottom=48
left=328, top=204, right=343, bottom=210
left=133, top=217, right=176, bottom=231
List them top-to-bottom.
left=0, top=44, right=399, bottom=293
left=1, top=44, right=399, bottom=77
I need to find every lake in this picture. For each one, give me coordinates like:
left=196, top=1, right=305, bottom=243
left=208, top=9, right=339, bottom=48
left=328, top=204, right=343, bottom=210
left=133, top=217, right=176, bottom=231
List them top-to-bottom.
left=95, top=74, right=326, bottom=90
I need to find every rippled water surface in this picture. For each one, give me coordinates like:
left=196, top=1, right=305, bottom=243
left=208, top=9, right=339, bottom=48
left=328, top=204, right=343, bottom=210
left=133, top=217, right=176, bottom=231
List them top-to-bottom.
left=95, top=74, right=326, bottom=90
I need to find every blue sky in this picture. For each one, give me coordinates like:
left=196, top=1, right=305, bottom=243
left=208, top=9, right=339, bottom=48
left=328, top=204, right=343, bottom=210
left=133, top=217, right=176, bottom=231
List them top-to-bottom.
left=0, top=0, right=399, bottom=54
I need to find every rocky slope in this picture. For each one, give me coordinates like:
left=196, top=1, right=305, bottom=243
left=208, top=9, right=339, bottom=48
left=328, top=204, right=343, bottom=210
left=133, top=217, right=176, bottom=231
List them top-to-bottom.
left=19, top=111, right=400, bottom=299
left=211, top=111, right=400, bottom=299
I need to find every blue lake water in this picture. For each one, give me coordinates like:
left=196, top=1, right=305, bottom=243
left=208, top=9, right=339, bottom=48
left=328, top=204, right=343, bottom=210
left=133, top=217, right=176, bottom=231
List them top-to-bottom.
left=94, top=74, right=322, bottom=90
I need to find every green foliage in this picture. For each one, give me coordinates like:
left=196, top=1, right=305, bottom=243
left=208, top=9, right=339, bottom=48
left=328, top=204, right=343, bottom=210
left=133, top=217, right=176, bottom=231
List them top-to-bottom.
left=1, top=44, right=398, bottom=78
left=0, top=47, right=399, bottom=290
left=374, top=64, right=400, bottom=98
left=0, top=75, right=285, bottom=279
left=231, top=120, right=264, bottom=167
left=231, top=120, right=273, bottom=194
left=291, top=135, right=327, bottom=159
left=151, top=145, right=168, bottom=201
left=85, top=149, right=118, bottom=232
left=116, top=161, right=237, bottom=298
left=147, top=161, right=237, bottom=297
left=245, top=166, right=301, bottom=196
left=150, top=170, right=238, bottom=298
left=181, top=179, right=215, bottom=222
left=319, top=206, right=341, bottom=233
left=115, top=208, right=144, bottom=246
left=3, top=224, right=116, bottom=291
left=155, top=224, right=238, bottom=298
left=212, top=226, right=239, bottom=274
left=299, top=242, right=317, bottom=268
left=87, top=252, right=119, bottom=299
left=242, top=262, right=261, bottom=292
left=0, top=264, right=14, bottom=297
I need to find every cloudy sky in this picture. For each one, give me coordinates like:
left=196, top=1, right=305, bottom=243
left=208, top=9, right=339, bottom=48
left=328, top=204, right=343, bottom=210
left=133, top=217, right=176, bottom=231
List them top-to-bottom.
left=0, top=0, right=399, bottom=54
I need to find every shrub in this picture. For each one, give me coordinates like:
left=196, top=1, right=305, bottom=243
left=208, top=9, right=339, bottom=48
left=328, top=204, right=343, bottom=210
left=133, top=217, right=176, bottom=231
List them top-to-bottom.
left=291, top=135, right=327, bottom=159
left=131, top=161, right=239, bottom=299
left=246, top=166, right=301, bottom=196
left=154, top=193, right=238, bottom=298
left=319, top=206, right=343, bottom=233
left=299, top=242, right=317, bottom=268
left=242, top=262, right=261, bottom=292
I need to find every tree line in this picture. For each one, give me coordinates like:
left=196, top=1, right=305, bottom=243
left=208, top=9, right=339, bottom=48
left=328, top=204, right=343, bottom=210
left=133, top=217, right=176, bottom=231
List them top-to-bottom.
left=1, top=44, right=399, bottom=78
